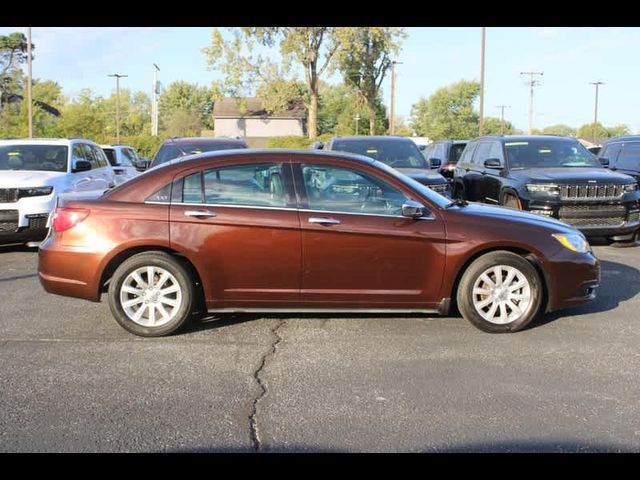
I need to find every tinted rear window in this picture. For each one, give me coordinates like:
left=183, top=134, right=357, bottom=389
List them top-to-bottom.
left=152, top=142, right=247, bottom=167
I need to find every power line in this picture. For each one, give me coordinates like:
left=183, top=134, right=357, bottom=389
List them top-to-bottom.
left=520, top=71, right=543, bottom=134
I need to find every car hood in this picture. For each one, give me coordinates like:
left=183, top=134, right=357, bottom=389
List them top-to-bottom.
left=510, top=167, right=634, bottom=184
left=397, top=168, right=447, bottom=184
left=0, top=170, right=67, bottom=188
left=451, top=201, right=574, bottom=233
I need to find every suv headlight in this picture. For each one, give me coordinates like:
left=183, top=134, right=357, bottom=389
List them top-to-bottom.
left=526, top=183, right=560, bottom=196
left=624, top=183, right=638, bottom=193
left=17, top=186, right=53, bottom=199
left=552, top=233, right=591, bottom=253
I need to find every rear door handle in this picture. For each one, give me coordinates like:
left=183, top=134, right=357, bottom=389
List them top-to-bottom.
left=184, top=210, right=217, bottom=218
left=308, top=217, right=341, bottom=225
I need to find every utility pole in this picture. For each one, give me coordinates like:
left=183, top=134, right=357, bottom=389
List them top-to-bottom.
left=27, top=27, right=33, bottom=138
left=479, top=27, right=486, bottom=135
left=389, top=60, right=402, bottom=135
left=152, top=63, right=160, bottom=136
left=520, top=71, right=543, bottom=134
left=107, top=73, right=128, bottom=143
left=589, top=81, right=605, bottom=143
left=496, top=105, right=510, bottom=134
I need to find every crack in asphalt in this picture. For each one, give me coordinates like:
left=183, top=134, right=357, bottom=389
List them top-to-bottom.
left=249, top=319, right=285, bottom=452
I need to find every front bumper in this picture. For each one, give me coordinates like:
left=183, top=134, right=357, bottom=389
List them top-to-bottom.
left=0, top=195, right=55, bottom=245
left=521, top=197, right=640, bottom=238
left=545, top=248, right=600, bottom=312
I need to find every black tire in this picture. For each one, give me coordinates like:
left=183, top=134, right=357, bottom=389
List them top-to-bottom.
left=501, top=192, right=520, bottom=210
left=107, top=251, right=195, bottom=337
left=456, top=251, right=543, bottom=333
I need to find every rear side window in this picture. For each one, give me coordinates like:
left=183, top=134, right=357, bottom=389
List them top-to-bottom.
left=458, top=142, right=476, bottom=166
left=450, top=143, right=467, bottom=163
left=103, top=149, right=117, bottom=166
left=203, top=163, right=288, bottom=207
left=183, top=172, right=204, bottom=204
left=146, top=184, right=171, bottom=202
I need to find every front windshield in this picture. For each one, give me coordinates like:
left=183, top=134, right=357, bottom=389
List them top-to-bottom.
left=332, top=139, right=428, bottom=169
left=506, top=139, right=600, bottom=169
left=153, top=142, right=246, bottom=167
left=0, top=145, right=68, bottom=172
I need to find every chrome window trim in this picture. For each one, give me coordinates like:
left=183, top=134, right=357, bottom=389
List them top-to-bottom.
left=144, top=201, right=435, bottom=220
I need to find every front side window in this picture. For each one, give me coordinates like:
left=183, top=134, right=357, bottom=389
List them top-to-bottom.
left=458, top=142, right=476, bottom=166
left=450, top=143, right=468, bottom=163
left=599, top=143, right=622, bottom=166
left=617, top=143, right=640, bottom=171
left=0, top=145, right=68, bottom=173
left=91, top=145, right=109, bottom=168
left=103, top=148, right=117, bottom=166
left=120, top=148, right=138, bottom=166
left=301, top=163, right=409, bottom=216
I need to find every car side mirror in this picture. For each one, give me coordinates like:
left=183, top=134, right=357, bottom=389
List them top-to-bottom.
left=310, top=141, right=324, bottom=150
left=418, top=145, right=427, bottom=151
left=429, top=157, right=442, bottom=169
left=598, top=157, right=610, bottom=168
left=484, top=158, right=503, bottom=169
left=135, top=159, right=150, bottom=171
left=72, top=160, right=92, bottom=173
left=401, top=200, right=426, bottom=219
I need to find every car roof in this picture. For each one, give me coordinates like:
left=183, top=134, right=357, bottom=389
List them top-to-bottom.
left=330, top=135, right=414, bottom=143
left=474, top=135, right=580, bottom=143
left=602, top=135, right=640, bottom=144
left=162, top=137, right=247, bottom=146
left=0, top=138, right=95, bottom=146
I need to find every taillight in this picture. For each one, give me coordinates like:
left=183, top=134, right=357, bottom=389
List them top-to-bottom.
left=51, top=208, right=90, bottom=232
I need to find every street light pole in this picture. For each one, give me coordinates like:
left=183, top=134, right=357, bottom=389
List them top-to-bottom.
left=27, top=27, right=33, bottom=138
left=479, top=27, right=486, bottom=136
left=389, top=60, right=402, bottom=135
left=152, top=63, right=160, bottom=136
left=520, top=71, right=543, bottom=134
left=107, top=73, right=128, bottom=143
left=589, top=81, right=605, bottom=143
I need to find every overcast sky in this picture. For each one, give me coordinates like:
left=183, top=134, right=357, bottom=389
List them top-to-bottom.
left=3, top=26, right=639, bottom=133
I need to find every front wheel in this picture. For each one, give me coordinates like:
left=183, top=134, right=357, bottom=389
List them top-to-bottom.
left=107, top=251, right=195, bottom=337
left=456, top=251, right=543, bottom=333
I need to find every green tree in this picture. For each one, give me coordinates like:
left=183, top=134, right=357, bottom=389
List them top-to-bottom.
left=204, top=27, right=341, bottom=139
left=335, top=27, right=405, bottom=135
left=0, top=32, right=31, bottom=105
left=256, top=75, right=307, bottom=117
left=410, top=80, right=480, bottom=140
left=159, top=81, right=215, bottom=134
left=317, top=82, right=388, bottom=136
left=102, top=88, right=151, bottom=138
left=58, top=89, right=108, bottom=140
left=483, top=116, right=516, bottom=135
left=577, top=122, right=610, bottom=143
left=541, top=124, right=576, bottom=137
left=607, top=124, right=631, bottom=138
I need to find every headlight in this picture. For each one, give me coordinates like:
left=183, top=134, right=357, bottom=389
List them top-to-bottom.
left=526, top=183, right=560, bottom=196
left=624, top=183, right=638, bottom=193
left=17, top=186, right=54, bottom=199
left=552, top=233, right=591, bottom=253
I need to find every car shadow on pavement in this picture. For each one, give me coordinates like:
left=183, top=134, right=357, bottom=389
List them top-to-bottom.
left=0, top=244, right=38, bottom=254
left=533, top=258, right=640, bottom=329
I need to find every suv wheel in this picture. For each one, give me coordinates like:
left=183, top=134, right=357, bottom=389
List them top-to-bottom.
left=107, top=251, right=195, bottom=337
left=456, top=251, right=543, bottom=333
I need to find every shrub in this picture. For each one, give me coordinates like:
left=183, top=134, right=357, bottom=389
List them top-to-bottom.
left=266, top=136, right=312, bottom=149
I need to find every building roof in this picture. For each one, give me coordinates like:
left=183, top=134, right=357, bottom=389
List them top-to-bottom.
left=213, top=97, right=306, bottom=119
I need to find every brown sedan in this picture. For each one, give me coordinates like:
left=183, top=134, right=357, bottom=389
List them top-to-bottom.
left=38, top=150, right=600, bottom=336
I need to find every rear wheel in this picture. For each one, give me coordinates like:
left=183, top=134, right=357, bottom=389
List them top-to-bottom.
left=108, top=251, right=195, bottom=337
left=456, top=251, right=543, bottom=333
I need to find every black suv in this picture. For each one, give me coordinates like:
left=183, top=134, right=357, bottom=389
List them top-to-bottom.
left=453, top=135, right=640, bottom=242
left=597, top=135, right=640, bottom=185
left=318, top=136, right=450, bottom=196
left=147, top=137, right=248, bottom=170
left=421, top=139, right=468, bottom=180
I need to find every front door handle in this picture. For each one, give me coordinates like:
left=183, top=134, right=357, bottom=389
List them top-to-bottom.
left=184, top=210, right=217, bottom=218
left=308, top=217, right=341, bottom=225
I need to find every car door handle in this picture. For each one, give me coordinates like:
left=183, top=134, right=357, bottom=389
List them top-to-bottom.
left=184, top=210, right=217, bottom=218
left=308, top=217, right=341, bottom=225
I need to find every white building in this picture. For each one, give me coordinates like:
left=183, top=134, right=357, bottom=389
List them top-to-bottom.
left=213, top=97, right=306, bottom=147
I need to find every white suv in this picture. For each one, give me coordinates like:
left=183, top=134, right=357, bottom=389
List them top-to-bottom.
left=0, top=138, right=116, bottom=247
left=100, top=144, right=143, bottom=185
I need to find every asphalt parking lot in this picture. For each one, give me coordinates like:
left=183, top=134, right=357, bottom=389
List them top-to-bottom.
left=1, top=242, right=640, bottom=452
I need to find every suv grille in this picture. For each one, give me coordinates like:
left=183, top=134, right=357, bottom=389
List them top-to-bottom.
left=559, top=184, right=625, bottom=200
left=0, top=188, right=19, bottom=203
left=559, top=205, right=627, bottom=228
left=0, top=210, right=19, bottom=233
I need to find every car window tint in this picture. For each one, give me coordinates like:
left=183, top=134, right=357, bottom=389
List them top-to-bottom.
left=488, top=141, right=504, bottom=162
left=458, top=142, right=476, bottom=166
left=472, top=142, right=493, bottom=166
left=617, top=142, right=640, bottom=171
left=433, top=143, right=447, bottom=160
left=450, top=143, right=467, bottom=163
left=600, top=143, right=622, bottom=165
left=72, top=144, right=87, bottom=163
left=81, top=144, right=100, bottom=169
left=0, top=145, right=68, bottom=173
left=91, top=145, right=109, bottom=168
left=120, top=148, right=137, bottom=166
left=103, top=149, right=117, bottom=166
left=202, top=163, right=287, bottom=207
left=301, top=163, right=408, bottom=216
left=182, top=172, right=203, bottom=204
left=147, top=183, right=171, bottom=202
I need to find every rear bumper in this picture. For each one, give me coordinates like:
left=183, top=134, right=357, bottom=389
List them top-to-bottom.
left=38, top=236, right=103, bottom=301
